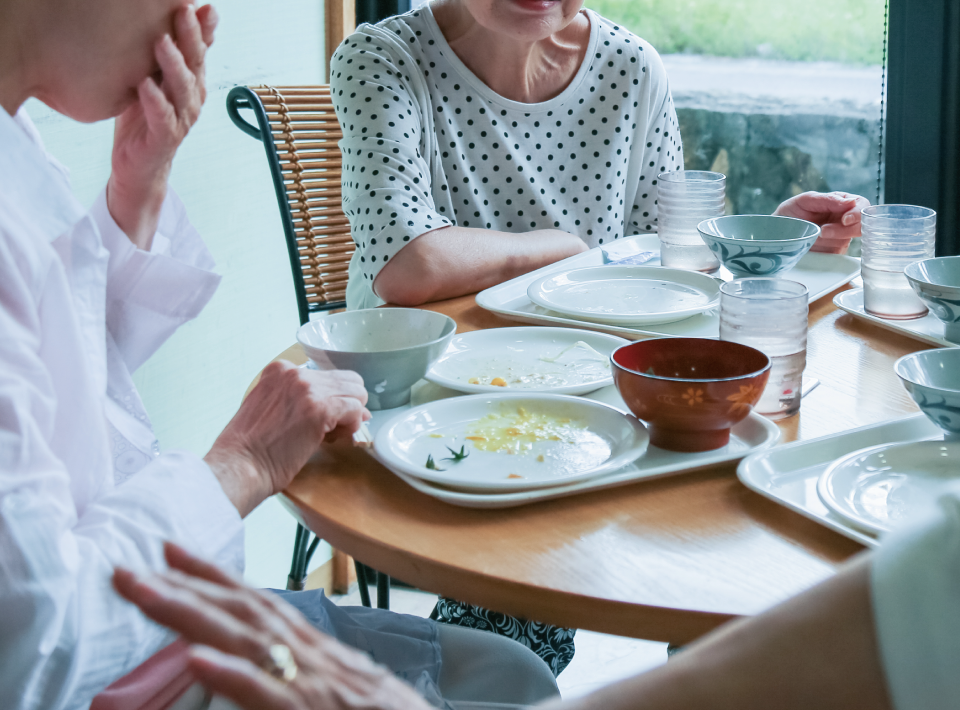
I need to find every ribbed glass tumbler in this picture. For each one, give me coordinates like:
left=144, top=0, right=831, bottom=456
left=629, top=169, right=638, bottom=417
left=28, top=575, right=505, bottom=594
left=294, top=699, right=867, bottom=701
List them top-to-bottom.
left=657, top=170, right=726, bottom=273
left=861, top=205, right=937, bottom=319
left=719, top=278, right=809, bottom=420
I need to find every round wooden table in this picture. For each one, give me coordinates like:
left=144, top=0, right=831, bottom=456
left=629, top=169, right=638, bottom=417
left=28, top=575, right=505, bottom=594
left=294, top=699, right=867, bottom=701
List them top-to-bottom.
left=272, top=284, right=925, bottom=645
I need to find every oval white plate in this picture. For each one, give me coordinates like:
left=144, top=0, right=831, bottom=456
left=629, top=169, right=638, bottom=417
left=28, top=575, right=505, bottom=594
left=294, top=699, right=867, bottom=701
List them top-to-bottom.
left=526, top=265, right=721, bottom=326
left=426, top=327, right=629, bottom=395
left=373, top=393, right=649, bottom=492
left=817, top=440, right=960, bottom=535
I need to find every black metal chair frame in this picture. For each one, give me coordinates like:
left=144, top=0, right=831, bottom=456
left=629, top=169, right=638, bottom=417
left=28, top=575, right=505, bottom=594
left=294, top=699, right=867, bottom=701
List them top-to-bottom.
left=226, top=86, right=389, bottom=609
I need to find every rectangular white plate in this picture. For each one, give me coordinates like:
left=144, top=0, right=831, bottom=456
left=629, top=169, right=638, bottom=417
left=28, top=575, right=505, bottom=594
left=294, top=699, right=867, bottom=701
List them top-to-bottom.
left=476, top=235, right=861, bottom=340
left=834, top=288, right=957, bottom=348
left=364, top=383, right=781, bottom=509
left=737, top=413, right=944, bottom=547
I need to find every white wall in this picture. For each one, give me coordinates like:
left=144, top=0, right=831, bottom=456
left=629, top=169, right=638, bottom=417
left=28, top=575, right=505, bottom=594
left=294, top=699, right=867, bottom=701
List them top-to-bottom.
left=27, top=0, right=332, bottom=588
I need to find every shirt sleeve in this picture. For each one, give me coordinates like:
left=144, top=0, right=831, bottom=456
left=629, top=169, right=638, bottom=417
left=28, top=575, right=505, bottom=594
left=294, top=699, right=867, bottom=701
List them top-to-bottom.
left=330, top=31, right=453, bottom=293
left=626, top=42, right=684, bottom=235
left=89, top=189, right=221, bottom=373
left=0, top=240, right=242, bottom=710
left=871, top=480, right=960, bottom=710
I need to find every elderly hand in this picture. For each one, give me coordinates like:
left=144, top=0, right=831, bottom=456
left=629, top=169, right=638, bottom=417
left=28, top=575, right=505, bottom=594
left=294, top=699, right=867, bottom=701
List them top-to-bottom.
left=107, top=4, right=218, bottom=250
left=774, top=191, right=870, bottom=254
left=205, top=362, right=370, bottom=517
left=114, top=543, right=430, bottom=710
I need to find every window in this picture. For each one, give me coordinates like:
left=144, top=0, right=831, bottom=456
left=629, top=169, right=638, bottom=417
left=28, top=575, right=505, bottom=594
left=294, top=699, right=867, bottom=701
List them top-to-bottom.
left=586, top=0, right=887, bottom=216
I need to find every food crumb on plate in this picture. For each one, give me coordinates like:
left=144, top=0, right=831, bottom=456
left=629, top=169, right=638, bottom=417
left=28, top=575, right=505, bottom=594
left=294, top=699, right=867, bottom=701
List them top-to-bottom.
left=507, top=474, right=523, bottom=479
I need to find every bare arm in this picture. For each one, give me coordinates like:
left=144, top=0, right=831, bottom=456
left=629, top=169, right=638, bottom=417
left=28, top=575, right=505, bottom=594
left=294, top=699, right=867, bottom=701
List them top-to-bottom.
left=373, top=226, right=588, bottom=306
left=551, top=555, right=890, bottom=710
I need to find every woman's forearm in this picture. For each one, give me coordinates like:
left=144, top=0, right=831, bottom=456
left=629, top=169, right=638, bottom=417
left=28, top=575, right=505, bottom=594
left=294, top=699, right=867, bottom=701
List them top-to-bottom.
left=373, top=226, right=588, bottom=305
left=550, top=556, right=890, bottom=710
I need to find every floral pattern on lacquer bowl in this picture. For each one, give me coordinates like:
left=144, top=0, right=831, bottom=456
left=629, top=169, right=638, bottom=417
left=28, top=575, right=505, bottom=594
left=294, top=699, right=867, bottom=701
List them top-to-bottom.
left=612, top=338, right=771, bottom=452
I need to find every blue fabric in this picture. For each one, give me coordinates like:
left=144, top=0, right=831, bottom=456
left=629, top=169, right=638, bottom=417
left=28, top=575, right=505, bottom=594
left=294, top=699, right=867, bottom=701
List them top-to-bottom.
left=269, top=589, right=442, bottom=686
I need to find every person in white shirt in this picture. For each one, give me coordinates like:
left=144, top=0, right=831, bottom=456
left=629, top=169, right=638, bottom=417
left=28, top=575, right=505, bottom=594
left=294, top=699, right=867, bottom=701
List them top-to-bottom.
left=0, top=0, right=558, bottom=708
left=0, top=1, right=370, bottom=706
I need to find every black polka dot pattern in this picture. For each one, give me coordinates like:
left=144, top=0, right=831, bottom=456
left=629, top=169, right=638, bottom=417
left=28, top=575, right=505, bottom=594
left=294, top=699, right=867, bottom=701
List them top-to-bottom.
left=331, top=7, right=683, bottom=308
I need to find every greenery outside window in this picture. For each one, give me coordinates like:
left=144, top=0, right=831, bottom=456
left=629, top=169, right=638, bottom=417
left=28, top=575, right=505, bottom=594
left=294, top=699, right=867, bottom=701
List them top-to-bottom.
left=585, top=0, right=888, bottom=221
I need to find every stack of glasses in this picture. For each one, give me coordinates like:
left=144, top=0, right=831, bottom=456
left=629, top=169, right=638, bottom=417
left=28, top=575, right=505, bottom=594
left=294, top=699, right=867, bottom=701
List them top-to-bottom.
left=657, top=170, right=726, bottom=273
left=860, top=204, right=937, bottom=320
left=719, top=278, right=809, bottom=421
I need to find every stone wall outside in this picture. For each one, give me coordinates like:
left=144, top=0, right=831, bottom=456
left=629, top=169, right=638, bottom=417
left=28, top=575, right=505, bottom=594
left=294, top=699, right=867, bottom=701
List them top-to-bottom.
left=677, top=107, right=882, bottom=215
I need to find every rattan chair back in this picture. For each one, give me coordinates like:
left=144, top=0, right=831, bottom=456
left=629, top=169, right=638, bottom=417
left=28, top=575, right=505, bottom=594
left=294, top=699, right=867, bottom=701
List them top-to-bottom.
left=227, top=85, right=352, bottom=323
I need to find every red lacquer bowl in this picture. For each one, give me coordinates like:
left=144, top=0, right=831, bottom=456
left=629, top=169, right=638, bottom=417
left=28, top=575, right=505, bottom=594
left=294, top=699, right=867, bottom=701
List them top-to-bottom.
left=611, top=338, right=771, bottom=452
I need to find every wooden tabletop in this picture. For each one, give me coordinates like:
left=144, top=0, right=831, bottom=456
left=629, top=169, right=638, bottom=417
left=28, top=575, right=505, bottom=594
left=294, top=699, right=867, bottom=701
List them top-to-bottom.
left=276, top=284, right=927, bottom=644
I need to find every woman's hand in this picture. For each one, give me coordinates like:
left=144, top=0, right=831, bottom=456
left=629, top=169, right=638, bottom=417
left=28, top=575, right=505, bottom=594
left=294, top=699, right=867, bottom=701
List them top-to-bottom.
left=107, top=4, right=218, bottom=250
left=774, top=191, right=870, bottom=254
left=204, top=362, right=370, bottom=517
left=114, top=543, right=431, bottom=710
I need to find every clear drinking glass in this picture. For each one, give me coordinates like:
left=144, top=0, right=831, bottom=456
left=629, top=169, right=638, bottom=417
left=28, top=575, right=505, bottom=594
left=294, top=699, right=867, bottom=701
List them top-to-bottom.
left=657, top=170, right=725, bottom=273
left=861, top=204, right=937, bottom=319
left=719, top=278, right=808, bottom=420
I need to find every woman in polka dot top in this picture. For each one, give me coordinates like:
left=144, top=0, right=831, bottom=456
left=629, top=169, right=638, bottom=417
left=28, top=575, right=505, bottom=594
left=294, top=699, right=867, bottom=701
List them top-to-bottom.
left=330, top=0, right=868, bottom=671
left=331, top=0, right=867, bottom=310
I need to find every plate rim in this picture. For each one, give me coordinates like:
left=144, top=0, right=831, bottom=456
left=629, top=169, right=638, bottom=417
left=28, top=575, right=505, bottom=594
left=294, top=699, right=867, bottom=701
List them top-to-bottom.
left=526, top=265, right=721, bottom=326
left=425, top=326, right=630, bottom=395
left=373, top=392, right=649, bottom=492
left=817, top=439, right=960, bottom=535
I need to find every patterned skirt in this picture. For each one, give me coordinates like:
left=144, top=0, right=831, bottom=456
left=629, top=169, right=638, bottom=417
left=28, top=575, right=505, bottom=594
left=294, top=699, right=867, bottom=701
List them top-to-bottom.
left=430, top=597, right=576, bottom=676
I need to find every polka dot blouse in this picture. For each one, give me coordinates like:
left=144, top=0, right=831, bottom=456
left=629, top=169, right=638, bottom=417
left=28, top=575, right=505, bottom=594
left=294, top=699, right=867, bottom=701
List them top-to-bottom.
left=331, top=6, right=683, bottom=309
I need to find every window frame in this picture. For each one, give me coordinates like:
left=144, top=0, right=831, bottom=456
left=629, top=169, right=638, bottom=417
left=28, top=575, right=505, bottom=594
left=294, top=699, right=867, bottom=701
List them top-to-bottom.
left=885, top=0, right=960, bottom=254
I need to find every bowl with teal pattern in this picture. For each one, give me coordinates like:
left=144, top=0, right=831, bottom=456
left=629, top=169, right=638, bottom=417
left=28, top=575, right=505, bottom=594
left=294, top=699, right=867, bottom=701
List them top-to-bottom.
left=697, top=215, right=820, bottom=277
left=905, top=256, right=960, bottom=343
left=895, top=348, right=960, bottom=440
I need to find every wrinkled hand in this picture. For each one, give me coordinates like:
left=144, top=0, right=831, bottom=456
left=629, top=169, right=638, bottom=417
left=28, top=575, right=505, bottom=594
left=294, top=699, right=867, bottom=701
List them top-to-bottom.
left=107, top=4, right=218, bottom=249
left=774, top=191, right=870, bottom=254
left=205, top=362, right=370, bottom=517
left=114, top=543, right=430, bottom=710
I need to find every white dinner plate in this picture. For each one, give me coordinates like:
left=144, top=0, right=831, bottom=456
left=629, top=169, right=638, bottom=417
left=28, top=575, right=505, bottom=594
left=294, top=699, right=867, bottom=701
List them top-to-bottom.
left=526, top=265, right=721, bottom=326
left=425, top=327, right=629, bottom=395
left=373, top=393, right=649, bottom=492
left=817, top=440, right=960, bottom=535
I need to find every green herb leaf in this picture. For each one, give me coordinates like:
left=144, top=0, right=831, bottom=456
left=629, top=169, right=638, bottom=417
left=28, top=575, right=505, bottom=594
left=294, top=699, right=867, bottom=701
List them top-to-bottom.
left=442, top=445, right=470, bottom=463
left=425, top=454, right=445, bottom=471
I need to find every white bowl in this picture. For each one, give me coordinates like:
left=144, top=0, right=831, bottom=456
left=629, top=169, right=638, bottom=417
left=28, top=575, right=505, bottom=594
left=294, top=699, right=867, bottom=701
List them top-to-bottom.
left=697, top=215, right=820, bottom=277
left=905, top=256, right=960, bottom=342
left=297, top=308, right=456, bottom=410
left=895, top=348, right=960, bottom=439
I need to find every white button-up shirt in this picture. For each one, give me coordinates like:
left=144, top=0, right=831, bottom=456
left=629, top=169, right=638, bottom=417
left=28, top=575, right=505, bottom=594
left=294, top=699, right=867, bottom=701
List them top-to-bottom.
left=0, top=108, right=244, bottom=710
